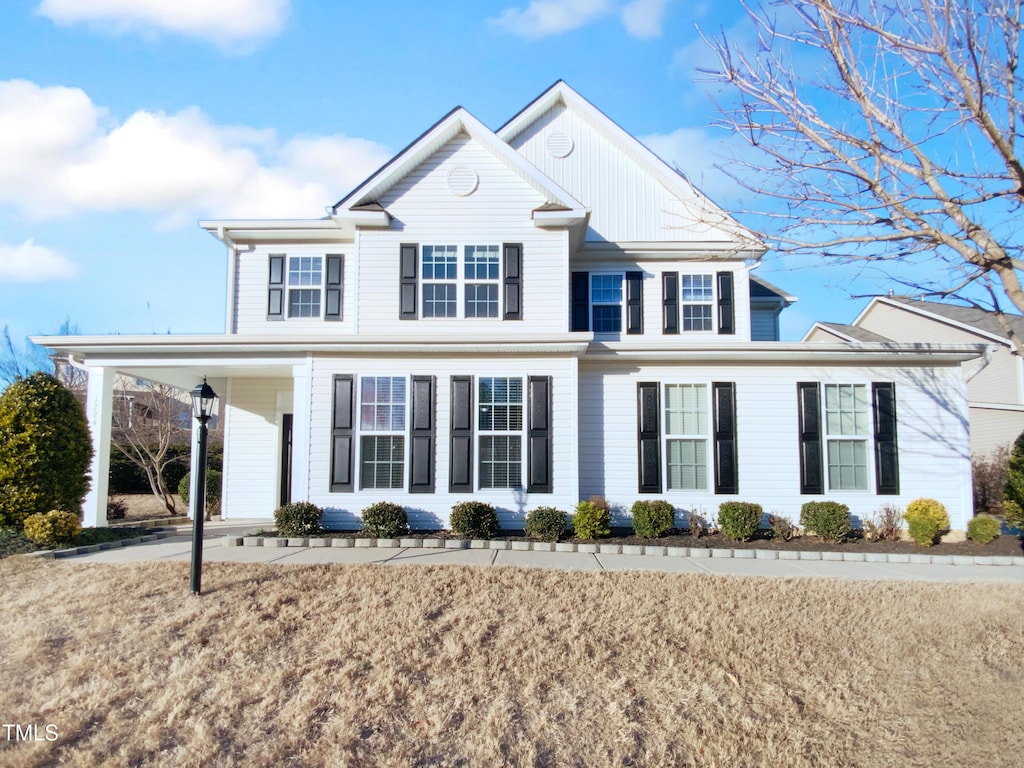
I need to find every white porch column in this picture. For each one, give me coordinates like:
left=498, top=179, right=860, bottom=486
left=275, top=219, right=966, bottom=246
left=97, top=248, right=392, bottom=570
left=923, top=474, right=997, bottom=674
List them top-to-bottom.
left=291, top=360, right=312, bottom=502
left=82, top=365, right=114, bottom=528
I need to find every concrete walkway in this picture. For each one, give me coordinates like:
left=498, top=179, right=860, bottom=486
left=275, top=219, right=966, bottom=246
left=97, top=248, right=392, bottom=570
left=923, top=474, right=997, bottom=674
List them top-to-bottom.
left=50, top=519, right=1024, bottom=583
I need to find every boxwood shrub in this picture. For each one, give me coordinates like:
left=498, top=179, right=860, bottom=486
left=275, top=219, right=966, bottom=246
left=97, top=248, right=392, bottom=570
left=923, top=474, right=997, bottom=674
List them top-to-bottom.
left=903, top=498, right=949, bottom=547
left=630, top=499, right=675, bottom=538
left=572, top=500, right=610, bottom=539
left=274, top=501, right=324, bottom=537
left=361, top=501, right=409, bottom=538
left=450, top=501, right=499, bottom=539
left=718, top=501, right=763, bottom=542
left=799, top=501, right=851, bottom=543
left=525, top=506, right=567, bottom=541
left=23, top=509, right=81, bottom=548
left=967, top=514, right=1001, bottom=544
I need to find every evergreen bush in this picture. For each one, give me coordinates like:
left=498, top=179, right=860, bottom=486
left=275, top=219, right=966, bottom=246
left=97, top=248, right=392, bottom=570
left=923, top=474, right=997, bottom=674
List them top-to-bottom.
left=0, top=373, right=92, bottom=528
left=1003, top=431, right=1024, bottom=532
left=177, top=470, right=223, bottom=514
left=903, top=498, right=949, bottom=547
left=630, top=499, right=675, bottom=538
left=572, top=500, right=611, bottom=539
left=274, top=501, right=324, bottom=537
left=361, top=501, right=408, bottom=538
left=450, top=501, right=499, bottom=539
left=718, top=501, right=763, bottom=541
left=799, top=501, right=851, bottom=543
left=524, top=506, right=567, bottom=541
left=23, top=510, right=81, bottom=548
left=967, top=514, right=1001, bottom=545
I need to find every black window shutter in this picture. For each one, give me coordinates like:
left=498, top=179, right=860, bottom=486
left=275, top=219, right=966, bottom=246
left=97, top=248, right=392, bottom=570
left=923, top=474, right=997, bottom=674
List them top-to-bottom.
left=503, top=243, right=523, bottom=321
left=399, top=244, right=418, bottom=320
left=268, top=254, right=285, bottom=320
left=325, top=254, right=343, bottom=321
left=571, top=271, right=589, bottom=331
left=626, top=271, right=644, bottom=335
left=717, top=271, right=735, bottom=335
left=662, top=272, right=679, bottom=334
left=330, top=375, right=355, bottom=492
left=410, top=376, right=435, bottom=493
left=449, top=376, right=474, bottom=492
left=527, top=376, right=553, bottom=493
left=637, top=382, right=661, bottom=493
left=713, top=382, right=738, bottom=494
left=797, top=382, right=823, bottom=494
left=872, top=382, right=900, bottom=495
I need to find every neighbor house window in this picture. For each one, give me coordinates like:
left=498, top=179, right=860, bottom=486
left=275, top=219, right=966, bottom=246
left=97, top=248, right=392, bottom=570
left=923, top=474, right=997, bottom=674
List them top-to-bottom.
left=421, top=245, right=458, bottom=318
left=464, top=245, right=500, bottom=318
left=288, top=256, right=322, bottom=318
left=591, top=274, right=624, bottom=333
left=681, top=274, right=713, bottom=331
left=359, top=376, right=407, bottom=489
left=478, top=376, right=523, bottom=488
left=664, top=383, right=709, bottom=490
left=824, top=383, right=869, bottom=490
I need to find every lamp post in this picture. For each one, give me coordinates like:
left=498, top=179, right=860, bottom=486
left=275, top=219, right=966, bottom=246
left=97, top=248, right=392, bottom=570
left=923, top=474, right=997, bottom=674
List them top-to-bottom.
left=189, top=378, right=217, bottom=595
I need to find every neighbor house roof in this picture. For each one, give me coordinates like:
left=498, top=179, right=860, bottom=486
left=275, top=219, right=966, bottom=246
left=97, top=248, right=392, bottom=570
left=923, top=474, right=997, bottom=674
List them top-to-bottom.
left=881, top=297, right=1024, bottom=343
left=808, top=322, right=893, bottom=343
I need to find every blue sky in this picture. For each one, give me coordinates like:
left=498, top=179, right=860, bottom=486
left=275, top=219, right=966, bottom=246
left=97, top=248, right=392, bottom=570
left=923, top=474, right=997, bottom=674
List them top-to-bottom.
left=0, top=0, right=885, bottom=348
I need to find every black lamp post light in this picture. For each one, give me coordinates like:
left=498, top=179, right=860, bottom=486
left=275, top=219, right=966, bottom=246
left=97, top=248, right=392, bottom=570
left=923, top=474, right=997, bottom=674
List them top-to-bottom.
left=189, top=378, right=217, bottom=595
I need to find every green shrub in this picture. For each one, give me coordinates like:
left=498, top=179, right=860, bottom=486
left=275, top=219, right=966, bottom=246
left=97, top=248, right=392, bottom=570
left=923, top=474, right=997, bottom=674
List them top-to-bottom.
left=0, top=373, right=92, bottom=528
left=1004, top=430, right=1024, bottom=524
left=178, top=470, right=223, bottom=513
left=903, top=498, right=949, bottom=547
left=630, top=499, right=675, bottom=538
left=1005, top=499, right=1024, bottom=533
left=572, top=500, right=611, bottom=539
left=274, top=501, right=324, bottom=537
left=360, top=501, right=408, bottom=538
left=450, top=501, right=499, bottom=539
left=717, top=501, right=763, bottom=542
left=799, top=501, right=851, bottom=543
left=862, top=504, right=903, bottom=542
left=525, top=506, right=567, bottom=541
left=22, top=510, right=81, bottom=548
left=768, top=514, right=796, bottom=542
left=967, top=514, right=1001, bottom=545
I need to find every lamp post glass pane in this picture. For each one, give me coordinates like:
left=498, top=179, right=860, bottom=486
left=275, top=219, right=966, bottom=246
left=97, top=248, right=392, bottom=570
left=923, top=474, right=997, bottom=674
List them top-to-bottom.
left=191, top=381, right=217, bottom=421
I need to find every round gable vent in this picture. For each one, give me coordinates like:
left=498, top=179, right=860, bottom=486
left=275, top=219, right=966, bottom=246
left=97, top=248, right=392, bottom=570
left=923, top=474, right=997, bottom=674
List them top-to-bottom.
left=547, top=131, right=574, bottom=158
left=446, top=166, right=479, bottom=196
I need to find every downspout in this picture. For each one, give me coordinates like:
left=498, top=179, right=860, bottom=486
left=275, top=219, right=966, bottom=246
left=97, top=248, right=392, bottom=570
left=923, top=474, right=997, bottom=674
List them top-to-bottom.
left=964, top=344, right=994, bottom=384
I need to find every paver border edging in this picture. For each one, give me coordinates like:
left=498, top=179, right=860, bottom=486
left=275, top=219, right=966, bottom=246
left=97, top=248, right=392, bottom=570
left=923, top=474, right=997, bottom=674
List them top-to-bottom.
left=28, top=529, right=180, bottom=560
left=225, top=536, right=1024, bottom=567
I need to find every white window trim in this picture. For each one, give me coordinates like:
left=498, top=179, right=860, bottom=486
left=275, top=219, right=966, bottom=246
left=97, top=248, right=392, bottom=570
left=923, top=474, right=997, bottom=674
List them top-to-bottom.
left=420, top=243, right=503, bottom=320
left=589, top=271, right=625, bottom=335
left=680, top=273, right=715, bottom=333
left=356, top=375, right=410, bottom=491
left=477, top=375, right=526, bottom=490
left=662, top=381, right=711, bottom=492
left=822, top=382, right=873, bottom=493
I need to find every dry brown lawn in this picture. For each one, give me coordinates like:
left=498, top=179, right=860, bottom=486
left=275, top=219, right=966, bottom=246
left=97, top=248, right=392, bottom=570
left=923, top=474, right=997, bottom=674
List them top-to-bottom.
left=0, top=557, right=1021, bottom=768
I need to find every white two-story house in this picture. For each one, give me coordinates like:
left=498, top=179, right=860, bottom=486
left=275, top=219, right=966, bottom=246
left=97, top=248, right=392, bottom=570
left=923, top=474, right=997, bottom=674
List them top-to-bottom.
left=40, top=82, right=983, bottom=531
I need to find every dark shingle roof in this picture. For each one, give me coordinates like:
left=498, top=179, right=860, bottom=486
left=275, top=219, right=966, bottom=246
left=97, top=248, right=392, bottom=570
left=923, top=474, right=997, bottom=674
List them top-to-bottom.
left=816, top=322, right=893, bottom=342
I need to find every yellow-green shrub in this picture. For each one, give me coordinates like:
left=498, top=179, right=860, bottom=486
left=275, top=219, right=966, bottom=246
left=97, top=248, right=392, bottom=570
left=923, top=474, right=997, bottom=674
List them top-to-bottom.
left=903, top=498, right=950, bottom=547
left=572, top=500, right=611, bottom=539
left=23, top=509, right=81, bottom=548
left=967, top=514, right=1001, bottom=545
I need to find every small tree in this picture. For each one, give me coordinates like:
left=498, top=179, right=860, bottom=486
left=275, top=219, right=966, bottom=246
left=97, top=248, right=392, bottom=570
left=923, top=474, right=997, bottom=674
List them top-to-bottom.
left=0, top=373, right=92, bottom=527
left=1002, top=431, right=1024, bottom=530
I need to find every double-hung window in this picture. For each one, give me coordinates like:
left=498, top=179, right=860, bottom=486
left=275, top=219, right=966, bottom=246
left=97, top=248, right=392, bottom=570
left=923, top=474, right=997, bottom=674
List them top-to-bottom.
left=422, top=245, right=458, bottom=318
left=464, top=245, right=500, bottom=318
left=288, top=256, right=322, bottom=318
left=591, top=274, right=624, bottom=333
left=681, top=274, right=713, bottom=331
left=359, top=376, right=407, bottom=490
left=478, top=376, right=523, bottom=488
left=664, top=384, right=709, bottom=490
left=824, top=384, right=869, bottom=490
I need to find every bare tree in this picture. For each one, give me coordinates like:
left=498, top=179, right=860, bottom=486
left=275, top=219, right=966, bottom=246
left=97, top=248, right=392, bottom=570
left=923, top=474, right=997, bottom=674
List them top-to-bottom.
left=701, top=0, right=1024, bottom=352
left=1, top=326, right=53, bottom=385
left=111, top=380, right=191, bottom=514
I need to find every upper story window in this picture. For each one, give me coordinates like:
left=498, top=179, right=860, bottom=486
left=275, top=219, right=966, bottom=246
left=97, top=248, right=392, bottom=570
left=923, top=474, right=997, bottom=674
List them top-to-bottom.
left=401, top=243, right=522, bottom=322
left=422, top=245, right=458, bottom=318
left=464, top=245, right=500, bottom=318
left=267, top=254, right=343, bottom=322
left=659, top=270, right=734, bottom=336
left=571, top=271, right=643, bottom=335
left=590, top=274, right=624, bottom=333
left=681, top=274, right=713, bottom=331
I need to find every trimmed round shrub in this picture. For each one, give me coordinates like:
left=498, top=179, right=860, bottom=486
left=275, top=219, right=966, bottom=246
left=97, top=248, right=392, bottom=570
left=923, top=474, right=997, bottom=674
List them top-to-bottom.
left=0, top=373, right=92, bottom=528
left=178, top=470, right=223, bottom=513
left=903, top=498, right=949, bottom=547
left=572, top=499, right=610, bottom=539
left=630, top=499, right=675, bottom=538
left=275, top=501, right=324, bottom=537
left=361, top=501, right=409, bottom=538
left=450, top=501, right=499, bottom=539
left=718, top=501, right=763, bottom=542
left=799, top=501, right=851, bottom=543
left=525, top=506, right=567, bottom=541
left=23, top=509, right=81, bottom=548
left=967, top=514, right=1001, bottom=545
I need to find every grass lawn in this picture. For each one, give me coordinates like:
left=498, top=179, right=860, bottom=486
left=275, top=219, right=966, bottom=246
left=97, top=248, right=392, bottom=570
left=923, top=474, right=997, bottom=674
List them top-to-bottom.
left=1, top=558, right=1021, bottom=767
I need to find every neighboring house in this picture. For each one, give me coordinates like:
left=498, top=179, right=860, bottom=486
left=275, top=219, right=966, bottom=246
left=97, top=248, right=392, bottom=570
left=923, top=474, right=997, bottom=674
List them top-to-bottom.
left=38, top=82, right=983, bottom=532
left=805, top=296, right=1024, bottom=457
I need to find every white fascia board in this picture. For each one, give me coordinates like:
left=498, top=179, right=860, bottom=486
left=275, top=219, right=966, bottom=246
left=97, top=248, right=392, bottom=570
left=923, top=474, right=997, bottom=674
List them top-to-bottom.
left=532, top=208, right=588, bottom=227
left=329, top=209, right=390, bottom=228
left=199, top=218, right=351, bottom=244
left=581, top=241, right=765, bottom=261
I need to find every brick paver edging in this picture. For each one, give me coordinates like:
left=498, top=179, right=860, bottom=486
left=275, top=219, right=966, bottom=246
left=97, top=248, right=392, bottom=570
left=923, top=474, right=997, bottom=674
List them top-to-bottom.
left=26, top=529, right=179, bottom=559
left=226, top=535, right=1024, bottom=567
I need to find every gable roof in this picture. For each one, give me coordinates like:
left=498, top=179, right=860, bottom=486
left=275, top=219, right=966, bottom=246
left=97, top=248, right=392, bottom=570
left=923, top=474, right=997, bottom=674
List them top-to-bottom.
left=497, top=80, right=765, bottom=253
left=331, top=105, right=586, bottom=222
left=750, top=275, right=797, bottom=304
left=860, top=297, right=1024, bottom=346
left=806, top=322, right=893, bottom=343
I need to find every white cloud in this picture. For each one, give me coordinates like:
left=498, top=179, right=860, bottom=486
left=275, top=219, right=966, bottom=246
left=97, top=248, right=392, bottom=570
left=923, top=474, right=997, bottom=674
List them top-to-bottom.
left=37, top=0, right=290, bottom=46
left=490, top=0, right=613, bottom=39
left=621, top=0, right=671, bottom=38
left=0, top=80, right=393, bottom=223
left=0, top=239, right=78, bottom=283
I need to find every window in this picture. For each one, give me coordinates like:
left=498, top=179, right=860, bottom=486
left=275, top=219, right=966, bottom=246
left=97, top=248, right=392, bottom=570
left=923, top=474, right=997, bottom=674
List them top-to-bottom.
left=422, top=245, right=458, bottom=318
left=464, top=245, right=500, bottom=318
left=288, top=256, right=322, bottom=318
left=591, top=274, right=624, bottom=333
left=681, top=274, right=713, bottom=331
left=478, top=376, right=523, bottom=488
left=359, top=377, right=407, bottom=489
left=664, top=384, right=709, bottom=490
left=824, top=384, right=869, bottom=490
